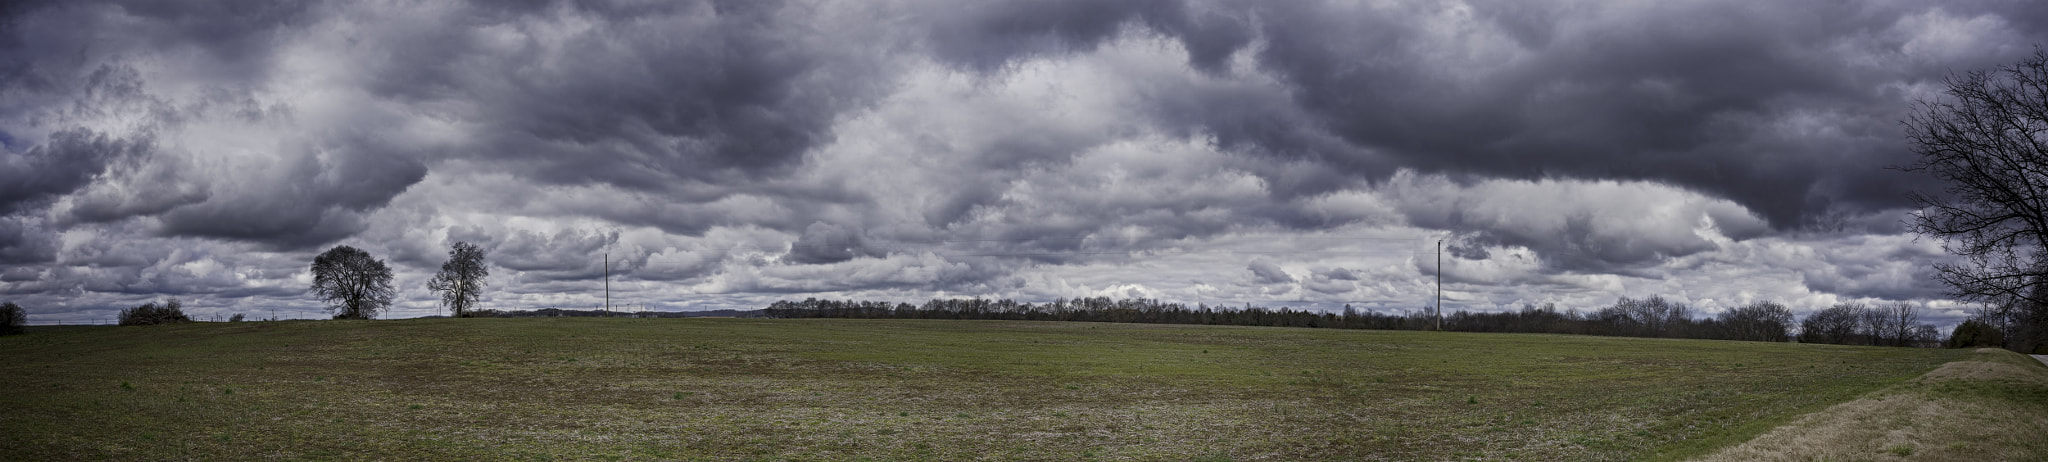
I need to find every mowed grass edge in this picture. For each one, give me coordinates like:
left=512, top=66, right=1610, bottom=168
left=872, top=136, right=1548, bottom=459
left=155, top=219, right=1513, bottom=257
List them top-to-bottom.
left=0, top=318, right=1971, bottom=461
left=1694, top=347, right=2048, bottom=461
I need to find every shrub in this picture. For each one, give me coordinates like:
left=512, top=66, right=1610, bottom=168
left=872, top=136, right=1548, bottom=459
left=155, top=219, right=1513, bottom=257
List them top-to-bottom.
left=119, top=298, right=192, bottom=326
left=0, top=302, right=24, bottom=335
left=228, top=313, right=245, bottom=322
left=1947, top=319, right=2005, bottom=348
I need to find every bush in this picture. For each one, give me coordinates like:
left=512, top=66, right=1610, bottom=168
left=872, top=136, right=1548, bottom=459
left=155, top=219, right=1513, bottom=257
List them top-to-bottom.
left=119, top=298, right=192, bottom=326
left=0, top=302, right=24, bottom=335
left=228, top=313, right=245, bottom=322
left=1947, top=319, right=2005, bottom=348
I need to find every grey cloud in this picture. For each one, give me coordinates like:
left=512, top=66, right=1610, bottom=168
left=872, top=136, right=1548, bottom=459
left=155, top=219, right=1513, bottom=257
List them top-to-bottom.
left=1, top=0, right=2034, bottom=318
left=8, top=0, right=853, bottom=248
left=84, top=0, right=314, bottom=77
left=370, top=0, right=883, bottom=192
left=920, top=0, right=1259, bottom=74
left=928, top=0, right=2038, bottom=228
left=1241, top=0, right=2032, bottom=227
left=1, top=2, right=313, bottom=102
left=2, top=7, right=422, bottom=249
left=0, top=129, right=137, bottom=215
left=153, top=138, right=427, bottom=249
left=57, top=150, right=209, bottom=225
left=1386, top=173, right=1771, bottom=272
left=0, top=217, right=57, bottom=264
left=785, top=222, right=882, bottom=265
left=489, top=228, right=618, bottom=282
left=1769, top=235, right=1952, bottom=301
left=45, top=237, right=308, bottom=299
left=1445, top=240, right=1492, bottom=261
left=634, top=246, right=726, bottom=282
left=1247, top=261, right=1293, bottom=284
left=0, top=266, right=38, bottom=282
left=1304, top=267, right=1357, bottom=295
left=1314, top=267, right=1358, bottom=281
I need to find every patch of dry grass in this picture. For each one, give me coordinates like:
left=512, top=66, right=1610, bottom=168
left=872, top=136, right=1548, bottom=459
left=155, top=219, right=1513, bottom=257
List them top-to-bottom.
left=1693, top=348, right=2048, bottom=462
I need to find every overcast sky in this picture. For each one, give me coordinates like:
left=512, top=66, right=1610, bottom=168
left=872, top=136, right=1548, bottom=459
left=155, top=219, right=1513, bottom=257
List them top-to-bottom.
left=2, top=0, right=2039, bottom=324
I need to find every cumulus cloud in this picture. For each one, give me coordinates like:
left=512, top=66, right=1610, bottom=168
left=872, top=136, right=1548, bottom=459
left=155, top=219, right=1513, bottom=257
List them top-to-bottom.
left=0, top=0, right=2032, bottom=324
left=0, top=129, right=138, bottom=215
left=1382, top=172, right=1770, bottom=271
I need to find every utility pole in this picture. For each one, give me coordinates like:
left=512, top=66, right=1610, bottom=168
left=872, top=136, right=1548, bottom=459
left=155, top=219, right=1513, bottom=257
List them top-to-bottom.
left=1437, top=239, right=1443, bottom=332
left=604, top=252, right=611, bottom=314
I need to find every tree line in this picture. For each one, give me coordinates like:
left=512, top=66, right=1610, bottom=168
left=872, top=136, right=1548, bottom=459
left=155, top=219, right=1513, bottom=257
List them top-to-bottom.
left=6, top=241, right=493, bottom=328
left=1956, top=283, right=2048, bottom=353
left=764, top=295, right=1953, bottom=347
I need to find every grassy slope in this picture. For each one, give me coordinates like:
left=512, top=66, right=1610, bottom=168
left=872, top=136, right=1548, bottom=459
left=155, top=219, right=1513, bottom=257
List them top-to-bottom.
left=0, top=318, right=1965, bottom=461
left=1695, top=348, right=2048, bottom=461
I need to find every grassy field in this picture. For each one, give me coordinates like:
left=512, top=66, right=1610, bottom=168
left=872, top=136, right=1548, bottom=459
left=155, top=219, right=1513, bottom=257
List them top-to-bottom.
left=0, top=318, right=1972, bottom=461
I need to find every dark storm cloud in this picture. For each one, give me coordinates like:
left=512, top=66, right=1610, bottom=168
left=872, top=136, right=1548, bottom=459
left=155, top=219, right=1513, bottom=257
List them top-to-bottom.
left=2, top=0, right=2037, bottom=319
left=4, top=0, right=875, bottom=248
left=360, top=0, right=883, bottom=193
left=923, top=0, right=2041, bottom=228
left=923, top=0, right=1252, bottom=73
left=1239, top=0, right=2032, bottom=227
left=0, top=1, right=316, bottom=92
left=0, top=4, right=424, bottom=249
left=0, top=129, right=137, bottom=215
left=151, top=136, right=428, bottom=249
left=0, top=217, right=57, bottom=264
left=784, top=222, right=883, bottom=264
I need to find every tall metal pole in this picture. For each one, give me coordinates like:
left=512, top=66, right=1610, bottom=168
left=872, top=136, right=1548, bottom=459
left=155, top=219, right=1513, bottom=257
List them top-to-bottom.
left=1437, top=240, right=1443, bottom=331
left=604, top=252, right=611, bottom=314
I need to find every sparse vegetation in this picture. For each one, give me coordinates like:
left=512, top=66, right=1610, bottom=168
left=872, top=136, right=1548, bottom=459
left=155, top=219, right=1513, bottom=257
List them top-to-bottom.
left=116, top=298, right=190, bottom=326
left=0, top=317, right=1978, bottom=460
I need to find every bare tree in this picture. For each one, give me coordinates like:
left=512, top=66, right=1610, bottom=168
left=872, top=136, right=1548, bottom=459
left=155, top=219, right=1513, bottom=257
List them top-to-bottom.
left=1901, top=49, right=2048, bottom=349
left=426, top=241, right=489, bottom=317
left=310, top=245, right=394, bottom=320
left=1977, top=285, right=2048, bottom=352
left=1597, top=296, right=1692, bottom=337
left=1718, top=301, right=1794, bottom=342
left=1878, top=302, right=1920, bottom=347
left=1800, top=303, right=1866, bottom=345
left=1859, top=306, right=1898, bottom=346
left=1911, top=324, right=1942, bottom=348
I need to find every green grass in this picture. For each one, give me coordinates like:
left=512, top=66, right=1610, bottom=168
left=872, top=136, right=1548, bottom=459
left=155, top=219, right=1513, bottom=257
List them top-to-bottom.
left=0, top=318, right=1966, bottom=460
